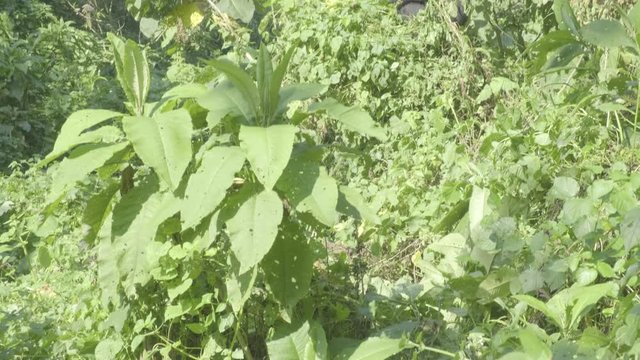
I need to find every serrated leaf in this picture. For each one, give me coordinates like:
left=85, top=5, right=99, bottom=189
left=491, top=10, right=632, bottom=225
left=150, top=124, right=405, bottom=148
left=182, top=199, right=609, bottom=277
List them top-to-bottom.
left=308, top=98, right=387, bottom=141
left=40, top=110, right=123, bottom=166
left=123, top=110, right=193, bottom=190
left=239, top=124, right=297, bottom=190
left=47, top=142, right=129, bottom=205
left=181, top=146, right=245, bottom=229
left=227, top=189, right=283, bottom=273
left=263, top=221, right=316, bottom=310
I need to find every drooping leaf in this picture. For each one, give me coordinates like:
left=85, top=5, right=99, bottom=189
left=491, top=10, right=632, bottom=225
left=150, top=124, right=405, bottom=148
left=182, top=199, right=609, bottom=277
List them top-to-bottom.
left=216, top=0, right=255, bottom=23
left=580, top=20, right=636, bottom=50
left=276, top=83, right=327, bottom=117
left=308, top=98, right=387, bottom=141
left=40, top=109, right=124, bottom=166
left=122, top=110, right=193, bottom=190
left=239, top=124, right=297, bottom=190
left=47, top=142, right=129, bottom=205
left=181, top=146, right=245, bottom=229
left=83, top=182, right=120, bottom=244
left=227, top=189, right=283, bottom=273
left=263, top=221, right=316, bottom=310
left=226, top=260, right=258, bottom=314
left=562, top=283, right=619, bottom=330
left=514, top=294, right=564, bottom=329
left=267, top=321, right=328, bottom=360
left=333, top=336, right=411, bottom=360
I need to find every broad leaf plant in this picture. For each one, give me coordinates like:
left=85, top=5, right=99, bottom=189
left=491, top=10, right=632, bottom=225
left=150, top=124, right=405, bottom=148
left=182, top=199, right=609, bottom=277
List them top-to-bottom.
left=39, top=34, right=388, bottom=357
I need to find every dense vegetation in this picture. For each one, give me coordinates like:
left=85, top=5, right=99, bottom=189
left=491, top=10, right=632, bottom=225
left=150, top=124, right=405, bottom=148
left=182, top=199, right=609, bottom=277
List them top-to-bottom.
left=2, top=0, right=640, bottom=358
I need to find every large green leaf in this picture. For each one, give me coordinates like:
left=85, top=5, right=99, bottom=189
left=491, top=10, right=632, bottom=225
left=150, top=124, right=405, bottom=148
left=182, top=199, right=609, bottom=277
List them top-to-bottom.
left=216, top=0, right=255, bottom=23
left=553, top=0, right=580, bottom=37
left=580, top=20, right=636, bottom=50
left=108, top=34, right=150, bottom=115
left=257, top=44, right=274, bottom=123
left=268, top=47, right=296, bottom=121
left=209, top=58, right=259, bottom=119
left=198, top=83, right=252, bottom=126
left=276, top=83, right=327, bottom=118
left=308, top=98, right=387, bottom=141
left=41, top=109, right=124, bottom=166
left=123, top=110, right=193, bottom=190
left=239, top=124, right=297, bottom=190
left=47, top=142, right=129, bottom=205
left=181, top=146, right=245, bottom=229
left=296, top=167, right=338, bottom=226
left=550, top=176, right=580, bottom=200
left=112, top=177, right=180, bottom=296
left=83, top=182, right=120, bottom=244
left=226, top=189, right=283, bottom=273
left=97, top=214, right=119, bottom=306
left=262, top=221, right=316, bottom=310
left=267, top=321, right=328, bottom=360
left=333, top=337, right=411, bottom=360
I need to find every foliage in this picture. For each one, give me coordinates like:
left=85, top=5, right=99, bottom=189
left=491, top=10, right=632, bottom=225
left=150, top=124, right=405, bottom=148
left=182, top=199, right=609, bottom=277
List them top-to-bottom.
left=0, top=0, right=118, bottom=169
left=3, top=0, right=640, bottom=358
left=37, top=33, right=405, bottom=358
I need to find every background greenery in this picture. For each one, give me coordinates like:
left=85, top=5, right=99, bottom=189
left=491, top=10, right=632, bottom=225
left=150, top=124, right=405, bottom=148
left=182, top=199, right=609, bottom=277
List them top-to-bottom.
left=2, top=0, right=640, bottom=359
